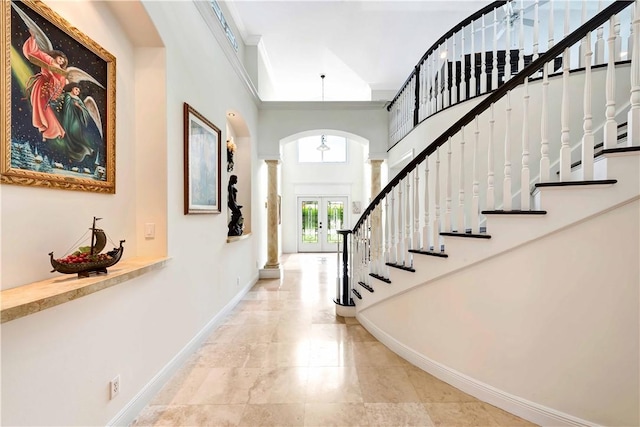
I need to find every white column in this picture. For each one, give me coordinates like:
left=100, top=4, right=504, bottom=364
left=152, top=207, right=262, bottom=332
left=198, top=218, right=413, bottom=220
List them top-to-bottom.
left=263, top=159, right=280, bottom=275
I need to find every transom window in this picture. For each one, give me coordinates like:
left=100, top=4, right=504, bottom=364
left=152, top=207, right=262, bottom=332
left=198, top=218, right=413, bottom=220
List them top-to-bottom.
left=297, top=135, right=347, bottom=163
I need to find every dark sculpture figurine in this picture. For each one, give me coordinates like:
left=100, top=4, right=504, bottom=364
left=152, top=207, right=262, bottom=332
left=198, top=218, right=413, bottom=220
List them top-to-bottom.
left=227, top=174, right=244, bottom=236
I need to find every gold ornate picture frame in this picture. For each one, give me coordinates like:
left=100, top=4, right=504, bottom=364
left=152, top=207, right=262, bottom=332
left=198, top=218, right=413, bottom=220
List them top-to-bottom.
left=1, top=0, right=116, bottom=193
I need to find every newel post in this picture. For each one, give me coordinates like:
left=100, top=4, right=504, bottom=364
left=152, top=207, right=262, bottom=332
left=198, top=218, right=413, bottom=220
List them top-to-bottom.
left=334, top=229, right=355, bottom=317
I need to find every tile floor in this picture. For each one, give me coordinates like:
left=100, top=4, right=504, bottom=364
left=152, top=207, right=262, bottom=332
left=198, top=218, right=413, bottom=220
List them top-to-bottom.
left=132, top=253, right=537, bottom=427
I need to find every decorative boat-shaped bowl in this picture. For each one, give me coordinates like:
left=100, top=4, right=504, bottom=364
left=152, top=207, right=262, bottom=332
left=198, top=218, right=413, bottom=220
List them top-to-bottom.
left=49, top=217, right=125, bottom=278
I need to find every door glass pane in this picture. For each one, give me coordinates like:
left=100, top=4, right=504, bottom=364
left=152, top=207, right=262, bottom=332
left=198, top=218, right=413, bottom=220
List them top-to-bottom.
left=301, top=201, right=319, bottom=243
left=326, top=201, right=344, bottom=244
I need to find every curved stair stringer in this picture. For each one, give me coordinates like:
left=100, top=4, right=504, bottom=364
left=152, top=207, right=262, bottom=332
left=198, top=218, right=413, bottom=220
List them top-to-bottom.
left=356, top=186, right=639, bottom=426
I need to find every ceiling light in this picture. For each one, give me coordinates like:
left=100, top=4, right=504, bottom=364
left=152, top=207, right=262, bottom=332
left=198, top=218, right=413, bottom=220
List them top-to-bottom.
left=317, top=134, right=330, bottom=152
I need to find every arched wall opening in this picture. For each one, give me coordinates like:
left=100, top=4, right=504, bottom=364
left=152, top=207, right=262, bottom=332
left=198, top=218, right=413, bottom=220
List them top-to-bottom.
left=225, top=110, right=252, bottom=236
left=279, top=129, right=372, bottom=253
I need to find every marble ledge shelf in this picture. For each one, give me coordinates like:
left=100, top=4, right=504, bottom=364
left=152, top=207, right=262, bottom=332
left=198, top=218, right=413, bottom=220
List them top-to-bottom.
left=227, top=232, right=251, bottom=243
left=1, top=256, right=170, bottom=324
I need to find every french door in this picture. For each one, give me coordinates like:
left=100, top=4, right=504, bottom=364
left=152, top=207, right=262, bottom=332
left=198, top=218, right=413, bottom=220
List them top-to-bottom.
left=298, top=196, right=348, bottom=252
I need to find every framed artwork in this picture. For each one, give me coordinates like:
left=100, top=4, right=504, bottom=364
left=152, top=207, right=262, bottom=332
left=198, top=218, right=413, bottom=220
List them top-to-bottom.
left=1, top=0, right=116, bottom=193
left=183, top=103, right=221, bottom=214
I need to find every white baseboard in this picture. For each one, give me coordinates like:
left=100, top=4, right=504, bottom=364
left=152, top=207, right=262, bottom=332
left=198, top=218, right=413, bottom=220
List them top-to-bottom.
left=107, top=274, right=258, bottom=427
left=357, top=315, right=600, bottom=427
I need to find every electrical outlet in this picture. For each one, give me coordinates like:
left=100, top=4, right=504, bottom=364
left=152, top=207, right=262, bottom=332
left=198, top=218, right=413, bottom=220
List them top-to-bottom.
left=110, top=375, right=120, bottom=400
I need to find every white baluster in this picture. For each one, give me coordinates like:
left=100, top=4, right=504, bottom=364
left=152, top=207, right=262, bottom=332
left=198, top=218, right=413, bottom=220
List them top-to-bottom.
left=518, top=0, right=525, bottom=73
left=533, top=0, right=540, bottom=62
left=547, top=0, right=555, bottom=75
left=564, top=0, right=570, bottom=70
left=629, top=0, right=640, bottom=147
left=506, top=1, right=512, bottom=81
left=579, top=1, right=587, bottom=68
left=595, top=1, right=605, bottom=65
left=629, top=4, right=635, bottom=62
left=493, top=8, right=499, bottom=89
left=481, top=14, right=487, bottom=94
left=614, top=15, right=622, bottom=61
left=605, top=16, right=618, bottom=150
left=470, top=20, right=477, bottom=98
left=461, top=26, right=467, bottom=101
left=595, top=27, right=605, bottom=65
left=582, top=31, right=594, bottom=181
left=452, top=34, right=458, bottom=105
left=443, top=41, right=450, bottom=108
left=438, top=45, right=445, bottom=110
left=559, top=45, right=571, bottom=181
left=434, top=52, right=440, bottom=112
left=423, top=53, right=433, bottom=118
left=540, top=65, right=550, bottom=181
left=521, top=78, right=530, bottom=210
left=504, top=91, right=513, bottom=210
left=487, top=103, right=496, bottom=209
left=472, top=117, right=480, bottom=233
left=458, top=126, right=466, bottom=232
left=445, top=137, right=453, bottom=231
left=433, top=147, right=441, bottom=251
left=422, top=161, right=430, bottom=251
left=414, top=168, right=421, bottom=250
left=405, top=174, right=412, bottom=265
left=397, top=178, right=404, bottom=265
left=390, top=188, right=396, bottom=264
left=384, top=196, right=390, bottom=265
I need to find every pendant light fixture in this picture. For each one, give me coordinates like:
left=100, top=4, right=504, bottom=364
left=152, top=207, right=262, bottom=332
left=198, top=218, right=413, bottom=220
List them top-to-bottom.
left=317, top=74, right=331, bottom=152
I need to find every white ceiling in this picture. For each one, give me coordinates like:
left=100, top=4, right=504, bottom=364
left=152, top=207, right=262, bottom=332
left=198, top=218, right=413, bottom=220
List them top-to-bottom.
left=224, top=0, right=492, bottom=101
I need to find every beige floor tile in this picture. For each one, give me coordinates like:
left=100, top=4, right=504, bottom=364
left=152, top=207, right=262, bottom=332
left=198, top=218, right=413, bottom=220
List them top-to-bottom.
left=134, top=254, right=538, bottom=427
left=312, top=309, right=347, bottom=324
left=346, top=324, right=377, bottom=341
left=308, top=340, right=356, bottom=367
left=352, top=341, right=411, bottom=367
left=357, top=366, right=421, bottom=403
left=405, top=366, right=477, bottom=403
left=248, top=367, right=309, bottom=404
left=306, top=367, right=363, bottom=403
left=188, top=368, right=262, bottom=405
left=364, top=402, right=434, bottom=427
left=425, top=402, right=499, bottom=426
left=238, top=403, right=305, bottom=426
left=304, top=403, right=369, bottom=426
left=481, top=403, right=538, bottom=426
left=132, top=404, right=246, bottom=427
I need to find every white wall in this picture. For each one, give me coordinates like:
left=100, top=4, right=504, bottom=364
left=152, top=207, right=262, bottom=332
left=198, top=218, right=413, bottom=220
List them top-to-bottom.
left=1, top=1, right=264, bottom=425
left=281, top=138, right=369, bottom=253
left=360, top=198, right=640, bottom=426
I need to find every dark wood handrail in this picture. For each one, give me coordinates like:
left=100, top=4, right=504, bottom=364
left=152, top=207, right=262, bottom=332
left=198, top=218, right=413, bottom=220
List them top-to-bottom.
left=357, top=0, right=633, bottom=232
left=387, top=1, right=507, bottom=111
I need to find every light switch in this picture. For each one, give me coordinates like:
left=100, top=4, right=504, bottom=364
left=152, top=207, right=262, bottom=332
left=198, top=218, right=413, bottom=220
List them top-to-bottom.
left=144, top=223, right=155, bottom=239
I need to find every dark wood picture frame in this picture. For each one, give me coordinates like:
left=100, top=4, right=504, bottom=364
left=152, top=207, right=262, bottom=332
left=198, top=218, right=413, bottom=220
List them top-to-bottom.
left=1, top=0, right=116, bottom=193
left=183, top=102, right=221, bottom=214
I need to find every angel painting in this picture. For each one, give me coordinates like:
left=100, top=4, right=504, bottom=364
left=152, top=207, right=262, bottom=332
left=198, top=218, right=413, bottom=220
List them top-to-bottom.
left=11, top=1, right=104, bottom=164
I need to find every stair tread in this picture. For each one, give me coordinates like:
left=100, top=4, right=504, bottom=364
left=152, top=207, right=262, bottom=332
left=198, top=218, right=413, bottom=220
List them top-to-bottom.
left=482, top=209, right=547, bottom=215
left=440, top=231, right=492, bottom=239
left=408, top=249, right=449, bottom=258
left=385, top=262, right=416, bottom=272
left=369, top=273, right=391, bottom=284
left=357, top=281, right=374, bottom=293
